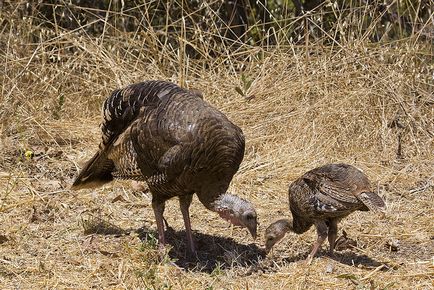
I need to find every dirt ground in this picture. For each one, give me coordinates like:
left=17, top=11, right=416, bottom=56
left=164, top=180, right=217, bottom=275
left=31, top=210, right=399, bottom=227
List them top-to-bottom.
left=1, top=13, right=433, bottom=288
left=1, top=91, right=433, bottom=289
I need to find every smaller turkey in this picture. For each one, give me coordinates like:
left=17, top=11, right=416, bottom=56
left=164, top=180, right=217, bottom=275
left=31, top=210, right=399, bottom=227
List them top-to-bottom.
left=71, top=80, right=257, bottom=256
left=264, top=163, right=386, bottom=264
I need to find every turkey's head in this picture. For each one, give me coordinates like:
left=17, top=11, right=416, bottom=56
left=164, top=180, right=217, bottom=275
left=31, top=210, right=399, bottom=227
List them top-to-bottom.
left=213, top=193, right=258, bottom=239
left=264, top=219, right=292, bottom=253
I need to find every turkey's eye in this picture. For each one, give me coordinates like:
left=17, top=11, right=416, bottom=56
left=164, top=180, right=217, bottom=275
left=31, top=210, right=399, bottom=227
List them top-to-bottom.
left=267, top=236, right=274, bottom=242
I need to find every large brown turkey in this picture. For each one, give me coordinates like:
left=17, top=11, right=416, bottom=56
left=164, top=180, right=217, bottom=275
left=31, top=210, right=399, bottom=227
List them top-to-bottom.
left=72, top=80, right=257, bottom=255
left=265, top=163, right=385, bottom=264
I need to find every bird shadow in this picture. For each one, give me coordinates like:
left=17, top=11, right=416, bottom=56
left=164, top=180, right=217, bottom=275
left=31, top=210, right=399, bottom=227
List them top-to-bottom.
left=79, top=213, right=264, bottom=273
left=83, top=218, right=390, bottom=274
left=136, top=226, right=265, bottom=273
left=266, top=248, right=388, bottom=270
left=280, top=249, right=388, bottom=270
left=328, top=250, right=389, bottom=270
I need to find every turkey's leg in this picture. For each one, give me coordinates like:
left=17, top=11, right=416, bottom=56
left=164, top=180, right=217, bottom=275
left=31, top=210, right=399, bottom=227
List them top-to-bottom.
left=179, top=194, right=195, bottom=256
left=151, top=197, right=166, bottom=251
left=327, top=218, right=338, bottom=256
left=306, top=221, right=328, bottom=265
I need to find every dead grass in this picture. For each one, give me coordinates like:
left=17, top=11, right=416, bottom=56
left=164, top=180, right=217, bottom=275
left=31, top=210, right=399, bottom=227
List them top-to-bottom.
left=1, top=3, right=433, bottom=289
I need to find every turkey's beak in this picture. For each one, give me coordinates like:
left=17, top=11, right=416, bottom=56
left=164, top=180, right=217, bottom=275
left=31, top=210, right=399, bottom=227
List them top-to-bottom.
left=248, top=225, right=257, bottom=240
left=264, top=244, right=272, bottom=254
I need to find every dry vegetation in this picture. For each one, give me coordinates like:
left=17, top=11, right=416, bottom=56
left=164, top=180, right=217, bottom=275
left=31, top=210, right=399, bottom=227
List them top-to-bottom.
left=1, top=2, right=433, bottom=289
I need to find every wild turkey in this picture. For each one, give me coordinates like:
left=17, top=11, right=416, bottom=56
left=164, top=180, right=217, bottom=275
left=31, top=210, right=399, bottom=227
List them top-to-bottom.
left=72, top=80, right=257, bottom=255
left=264, top=163, right=385, bottom=264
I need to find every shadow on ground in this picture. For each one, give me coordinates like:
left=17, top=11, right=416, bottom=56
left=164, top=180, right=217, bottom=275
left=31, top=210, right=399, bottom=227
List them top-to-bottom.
left=80, top=213, right=265, bottom=273
left=82, top=217, right=394, bottom=274
left=136, top=226, right=266, bottom=272
left=260, top=248, right=391, bottom=274
left=279, top=250, right=388, bottom=269
left=329, top=251, right=387, bottom=269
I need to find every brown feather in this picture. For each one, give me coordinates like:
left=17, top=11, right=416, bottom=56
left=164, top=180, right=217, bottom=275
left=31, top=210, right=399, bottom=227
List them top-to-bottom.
left=71, top=80, right=254, bottom=252
left=71, top=150, right=114, bottom=189
left=265, top=163, right=386, bottom=261
left=357, top=191, right=386, bottom=214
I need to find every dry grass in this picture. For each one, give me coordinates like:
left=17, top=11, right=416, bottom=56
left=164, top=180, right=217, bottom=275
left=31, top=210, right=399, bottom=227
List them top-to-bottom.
left=1, top=3, right=433, bottom=289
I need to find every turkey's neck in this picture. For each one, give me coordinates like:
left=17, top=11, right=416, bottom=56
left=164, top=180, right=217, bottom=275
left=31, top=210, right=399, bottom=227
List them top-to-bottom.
left=291, top=215, right=313, bottom=234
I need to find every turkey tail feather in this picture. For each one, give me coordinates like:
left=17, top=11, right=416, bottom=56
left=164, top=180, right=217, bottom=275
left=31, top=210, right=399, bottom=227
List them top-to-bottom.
left=71, top=151, right=114, bottom=190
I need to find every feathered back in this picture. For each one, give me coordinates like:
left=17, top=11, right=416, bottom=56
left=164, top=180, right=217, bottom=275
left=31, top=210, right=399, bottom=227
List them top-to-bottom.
left=72, top=80, right=245, bottom=196
left=72, top=81, right=198, bottom=189
left=100, top=81, right=187, bottom=148
left=288, top=163, right=385, bottom=232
